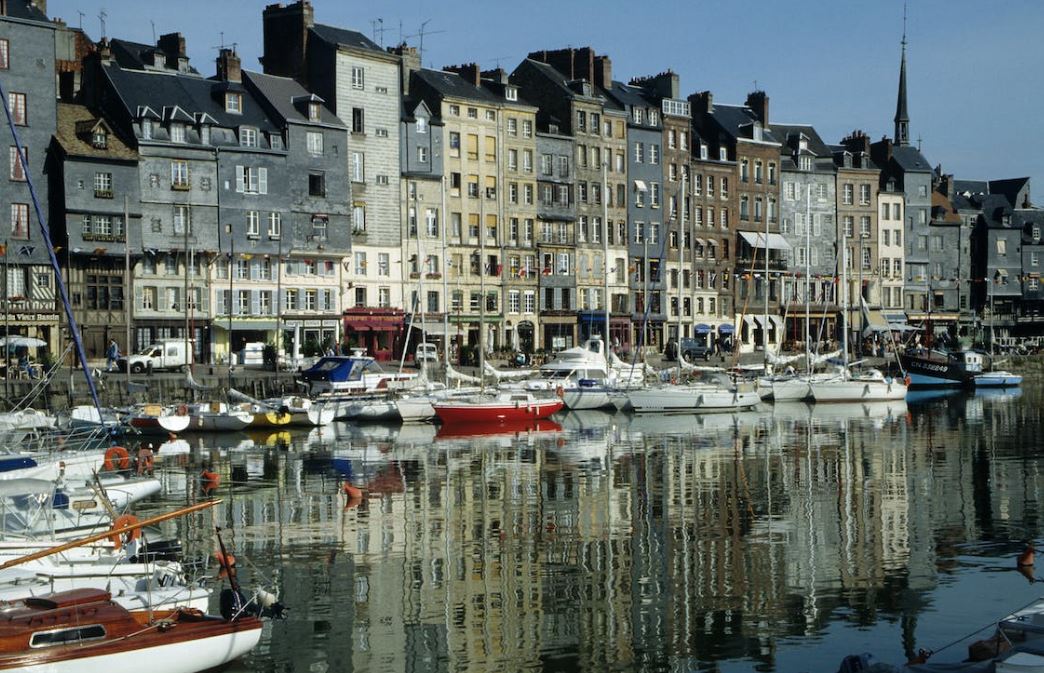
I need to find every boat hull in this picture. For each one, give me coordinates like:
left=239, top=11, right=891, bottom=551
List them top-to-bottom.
left=899, top=353, right=973, bottom=388
left=973, top=372, right=1023, bottom=387
left=809, top=379, right=907, bottom=403
left=561, top=387, right=615, bottom=411
left=627, top=387, right=761, bottom=414
left=396, top=397, right=436, bottom=423
left=434, top=400, right=564, bottom=424
left=247, top=410, right=293, bottom=429
left=186, top=413, right=253, bottom=432
left=128, top=414, right=191, bottom=434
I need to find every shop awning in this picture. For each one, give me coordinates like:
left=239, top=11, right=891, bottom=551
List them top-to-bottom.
left=633, top=179, right=648, bottom=192
left=739, top=231, right=792, bottom=251
left=862, top=309, right=890, bottom=333
left=743, top=315, right=756, bottom=327
left=769, top=315, right=784, bottom=332
left=215, top=320, right=279, bottom=331
left=345, top=320, right=400, bottom=332
left=695, top=323, right=712, bottom=333
left=718, top=324, right=735, bottom=334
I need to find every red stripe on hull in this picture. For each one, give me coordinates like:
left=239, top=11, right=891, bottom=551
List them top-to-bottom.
left=433, top=401, right=564, bottom=424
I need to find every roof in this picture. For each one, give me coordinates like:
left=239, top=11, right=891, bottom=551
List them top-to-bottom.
left=1, top=0, right=49, bottom=24
left=310, top=24, right=383, bottom=53
left=109, top=38, right=200, bottom=75
left=103, top=63, right=279, bottom=133
left=412, top=68, right=502, bottom=107
left=242, top=70, right=344, bottom=128
left=608, top=80, right=653, bottom=110
left=54, top=103, right=137, bottom=161
left=707, top=103, right=780, bottom=144
left=771, top=123, right=832, bottom=158
left=890, top=145, right=932, bottom=172
left=989, top=177, right=1031, bottom=208
left=955, top=179, right=988, bottom=195
left=930, top=191, right=961, bottom=225
left=981, top=194, right=1015, bottom=227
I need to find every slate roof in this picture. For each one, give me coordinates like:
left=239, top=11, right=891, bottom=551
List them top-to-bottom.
left=2, top=0, right=49, bottom=24
left=310, top=24, right=383, bottom=53
left=109, top=38, right=201, bottom=75
left=103, top=63, right=279, bottom=133
left=412, top=68, right=502, bottom=107
left=242, top=70, right=344, bottom=128
left=608, top=81, right=652, bottom=109
left=54, top=103, right=137, bottom=161
left=708, top=103, right=780, bottom=144
left=771, top=123, right=833, bottom=157
left=890, top=145, right=932, bottom=172
left=989, top=177, right=1031, bottom=208
left=955, top=179, right=988, bottom=195
left=930, top=191, right=961, bottom=225
left=981, top=194, right=1015, bottom=227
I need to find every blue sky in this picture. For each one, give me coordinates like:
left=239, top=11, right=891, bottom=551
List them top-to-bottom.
left=52, top=0, right=1043, bottom=193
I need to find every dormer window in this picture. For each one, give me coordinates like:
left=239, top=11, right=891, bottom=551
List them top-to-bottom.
left=505, top=86, right=518, bottom=102
left=225, top=93, right=242, bottom=114
left=308, top=101, right=320, bottom=122
left=632, top=108, right=643, bottom=125
left=648, top=109, right=659, bottom=126
left=416, top=117, right=427, bottom=134
left=141, top=119, right=152, bottom=140
left=169, top=123, right=185, bottom=144
left=239, top=127, right=258, bottom=148
left=91, top=128, right=107, bottom=149
left=799, top=138, right=808, bottom=151
left=700, top=143, right=708, bottom=160
left=718, top=147, right=727, bottom=161
left=798, top=155, right=812, bottom=171
left=1003, top=215, right=1012, bottom=226
left=1033, top=226, right=1040, bottom=241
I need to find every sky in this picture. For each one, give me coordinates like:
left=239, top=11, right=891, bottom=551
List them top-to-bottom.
left=50, top=0, right=1044, bottom=194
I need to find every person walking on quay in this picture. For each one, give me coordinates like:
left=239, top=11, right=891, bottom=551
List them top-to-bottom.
left=106, top=339, right=120, bottom=372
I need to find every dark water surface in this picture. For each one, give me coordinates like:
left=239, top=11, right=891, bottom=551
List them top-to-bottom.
left=139, top=384, right=1044, bottom=672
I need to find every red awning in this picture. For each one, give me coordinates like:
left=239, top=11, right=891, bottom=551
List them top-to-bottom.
left=344, top=320, right=399, bottom=332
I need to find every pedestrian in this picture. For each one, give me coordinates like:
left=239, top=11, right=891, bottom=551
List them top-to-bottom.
left=106, top=339, right=120, bottom=372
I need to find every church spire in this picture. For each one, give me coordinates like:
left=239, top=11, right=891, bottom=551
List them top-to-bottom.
left=894, top=3, right=910, bottom=146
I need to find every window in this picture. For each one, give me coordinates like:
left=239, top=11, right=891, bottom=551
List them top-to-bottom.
left=0, top=40, right=8, bottom=70
left=352, top=66, right=364, bottom=89
left=224, top=92, right=242, bottom=114
left=8, top=93, right=26, bottom=125
left=351, top=107, right=364, bottom=134
left=467, top=107, right=478, bottom=119
left=141, top=118, right=152, bottom=140
left=522, top=120, right=532, bottom=138
left=169, top=123, right=185, bottom=143
left=237, top=126, right=265, bottom=150
left=306, top=131, right=323, bottom=156
left=649, top=144, right=659, bottom=165
left=9, top=146, right=26, bottom=181
left=523, top=150, right=533, bottom=172
left=351, top=152, right=365, bottom=182
left=798, top=155, right=812, bottom=171
left=171, top=160, right=190, bottom=190
left=754, top=160, right=762, bottom=184
left=235, top=166, right=268, bottom=194
left=94, top=172, right=112, bottom=198
left=308, top=172, right=326, bottom=196
left=650, top=183, right=660, bottom=208
left=843, top=184, right=854, bottom=205
left=860, top=184, right=871, bottom=205
left=919, top=185, right=928, bottom=197
left=10, top=203, right=29, bottom=239
left=173, top=205, right=191, bottom=235
left=352, top=205, right=366, bottom=233
left=246, top=211, right=260, bottom=237
left=268, top=212, right=281, bottom=238
left=310, top=215, right=328, bottom=240
left=860, top=216, right=871, bottom=237
left=997, top=239, right=1007, bottom=256
left=30, top=624, right=107, bottom=649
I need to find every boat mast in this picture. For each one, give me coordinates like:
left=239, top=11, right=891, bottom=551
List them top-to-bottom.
left=478, top=141, right=486, bottom=392
left=603, top=157, right=610, bottom=358
left=676, top=170, right=685, bottom=349
left=441, top=174, right=450, bottom=381
left=804, top=185, right=811, bottom=375
left=764, top=186, right=770, bottom=368
left=125, top=196, right=132, bottom=391
left=841, top=232, right=849, bottom=368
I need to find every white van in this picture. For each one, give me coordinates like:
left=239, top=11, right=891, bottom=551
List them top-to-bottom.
left=415, top=343, right=439, bottom=364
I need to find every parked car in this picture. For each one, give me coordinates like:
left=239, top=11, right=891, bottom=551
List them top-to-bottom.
left=678, top=338, right=711, bottom=362
left=119, top=339, right=192, bottom=373
left=415, top=343, right=439, bottom=364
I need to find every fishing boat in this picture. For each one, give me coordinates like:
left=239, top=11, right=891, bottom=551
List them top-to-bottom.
left=899, top=348, right=984, bottom=388
left=432, top=392, right=563, bottom=425
left=184, top=403, right=253, bottom=433
left=125, top=404, right=191, bottom=435
left=0, top=587, right=261, bottom=672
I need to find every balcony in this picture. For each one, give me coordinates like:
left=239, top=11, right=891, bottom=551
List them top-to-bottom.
left=171, top=183, right=191, bottom=192
left=94, top=189, right=114, bottom=199
left=736, top=257, right=787, bottom=271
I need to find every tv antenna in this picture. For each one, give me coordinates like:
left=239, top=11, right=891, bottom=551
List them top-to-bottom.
left=98, top=8, right=107, bottom=39
left=77, top=10, right=85, bottom=30
left=370, top=18, right=385, bottom=47
left=404, top=20, right=445, bottom=66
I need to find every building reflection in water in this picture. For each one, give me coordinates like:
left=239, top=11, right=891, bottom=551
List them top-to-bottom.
left=139, top=387, right=1044, bottom=672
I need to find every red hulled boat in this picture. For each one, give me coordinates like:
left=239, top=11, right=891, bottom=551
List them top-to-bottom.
left=433, top=392, right=564, bottom=425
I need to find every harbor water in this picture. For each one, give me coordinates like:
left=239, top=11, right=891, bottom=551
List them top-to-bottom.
left=139, top=383, right=1041, bottom=672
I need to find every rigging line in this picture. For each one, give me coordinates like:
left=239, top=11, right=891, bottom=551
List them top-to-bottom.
left=0, top=78, right=104, bottom=417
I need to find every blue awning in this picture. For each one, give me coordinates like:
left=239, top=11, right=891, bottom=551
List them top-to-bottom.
left=695, top=323, right=712, bottom=334
left=718, top=324, right=735, bottom=334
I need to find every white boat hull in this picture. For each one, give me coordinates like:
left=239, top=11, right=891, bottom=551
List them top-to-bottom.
left=974, top=371, right=1023, bottom=387
left=810, top=379, right=907, bottom=403
left=627, top=386, right=761, bottom=414
left=561, top=387, right=615, bottom=411
left=396, top=397, right=436, bottom=423
left=187, top=412, right=253, bottom=432
left=4, top=624, right=262, bottom=673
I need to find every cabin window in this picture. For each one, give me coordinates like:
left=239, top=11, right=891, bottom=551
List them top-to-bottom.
left=30, top=625, right=107, bottom=648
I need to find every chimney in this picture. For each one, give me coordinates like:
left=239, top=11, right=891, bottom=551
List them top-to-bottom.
left=31, top=0, right=46, bottom=15
left=261, top=1, right=314, bottom=81
left=157, top=32, right=186, bottom=61
left=390, top=44, right=420, bottom=96
left=216, top=47, right=242, bottom=83
left=528, top=47, right=598, bottom=85
left=593, top=55, right=612, bottom=90
left=444, top=63, right=480, bottom=87
left=481, top=67, right=508, bottom=85
left=631, top=71, right=679, bottom=99
left=745, top=90, right=769, bottom=125
left=689, top=91, right=713, bottom=116
left=939, top=173, right=954, bottom=200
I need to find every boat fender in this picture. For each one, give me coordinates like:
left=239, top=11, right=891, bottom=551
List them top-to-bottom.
left=904, top=375, right=911, bottom=387
left=555, top=386, right=564, bottom=399
left=176, top=404, right=189, bottom=416
left=103, top=446, right=131, bottom=471
left=137, top=447, right=155, bottom=475
left=201, top=469, right=221, bottom=490
left=342, top=481, right=364, bottom=502
left=109, top=514, right=141, bottom=550
left=1018, top=542, right=1035, bottom=567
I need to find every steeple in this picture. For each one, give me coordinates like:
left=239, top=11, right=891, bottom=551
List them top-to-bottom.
left=894, top=4, right=910, bottom=146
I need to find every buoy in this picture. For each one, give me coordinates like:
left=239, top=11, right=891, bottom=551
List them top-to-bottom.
left=904, top=375, right=912, bottom=387
left=555, top=386, right=564, bottom=399
left=177, top=404, right=189, bottom=416
left=103, top=446, right=131, bottom=471
left=201, top=469, right=221, bottom=490
left=342, top=481, right=364, bottom=500
left=108, top=514, right=141, bottom=550
left=1018, top=543, right=1035, bottom=567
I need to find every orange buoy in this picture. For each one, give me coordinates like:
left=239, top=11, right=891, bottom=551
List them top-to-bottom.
left=103, top=446, right=131, bottom=471
left=201, top=469, right=221, bottom=490
left=108, top=514, right=141, bottom=550
left=1018, top=543, right=1036, bottom=567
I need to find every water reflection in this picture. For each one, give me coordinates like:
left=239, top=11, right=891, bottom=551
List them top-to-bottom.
left=136, top=384, right=1044, bottom=672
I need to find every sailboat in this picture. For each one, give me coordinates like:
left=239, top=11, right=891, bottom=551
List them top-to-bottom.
left=809, top=242, right=907, bottom=403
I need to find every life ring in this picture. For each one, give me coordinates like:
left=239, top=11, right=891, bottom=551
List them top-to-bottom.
left=555, top=386, right=564, bottom=399
left=176, top=404, right=189, bottom=416
left=103, top=446, right=131, bottom=471
left=136, top=448, right=155, bottom=475
left=108, top=514, right=141, bottom=550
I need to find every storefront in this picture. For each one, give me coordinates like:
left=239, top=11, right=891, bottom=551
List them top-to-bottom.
left=342, top=308, right=405, bottom=362
left=577, top=311, right=631, bottom=352
left=447, top=314, right=502, bottom=365
left=541, top=315, right=576, bottom=353
left=280, top=317, right=341, bottom=360
left=135, top=320, right=209, bottom=363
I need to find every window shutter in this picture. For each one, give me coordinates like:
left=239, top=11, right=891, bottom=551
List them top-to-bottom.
left=235, top=166, right=245, bottom=193
left=259, top=168, right=268, bottom=194
left=250, top=260, right=259, bottom=280
left=134, top=285, right=143, bottom=310
left=216, top=290, right=225, bottom=315
left=251, top=290, right=260, bottom=316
